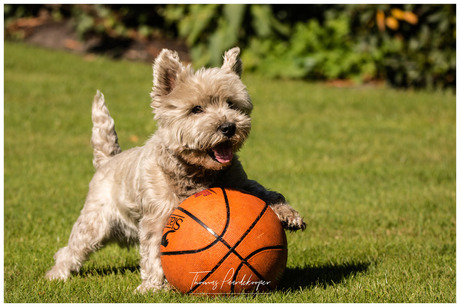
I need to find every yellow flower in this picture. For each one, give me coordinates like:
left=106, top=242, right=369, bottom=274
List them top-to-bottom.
left=391, top=8, right=405, bottom=20
left=376, top=10, right=385, bottom=31
left=404, top=11, right=418, bottom=24
left=386, top=16, right=399, bottom=30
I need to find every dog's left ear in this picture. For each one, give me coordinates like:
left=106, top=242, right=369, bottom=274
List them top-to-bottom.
left=222, top=47, right=242, bottom=78
left=152, top=49, right=183, bottom=97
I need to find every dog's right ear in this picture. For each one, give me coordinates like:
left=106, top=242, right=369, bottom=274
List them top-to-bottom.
left=152, top=49, right=182, bottom=97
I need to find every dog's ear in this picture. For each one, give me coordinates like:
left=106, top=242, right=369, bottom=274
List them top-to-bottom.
left=222, top=47, right=242, bottom=78
left=152, top=49, right=183, bottom=97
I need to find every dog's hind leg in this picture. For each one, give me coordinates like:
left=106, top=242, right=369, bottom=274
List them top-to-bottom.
left=45, top=198, right=112, bottom=281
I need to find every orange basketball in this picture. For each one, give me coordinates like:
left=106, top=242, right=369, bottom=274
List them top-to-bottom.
left=160, top=188, right=287, bottom=294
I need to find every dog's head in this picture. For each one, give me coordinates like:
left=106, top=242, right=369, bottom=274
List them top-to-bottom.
left=150, top=47, right=252, bottom=170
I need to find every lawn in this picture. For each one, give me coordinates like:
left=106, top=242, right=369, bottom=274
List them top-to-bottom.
left=4, top=41, right=456, bottom=303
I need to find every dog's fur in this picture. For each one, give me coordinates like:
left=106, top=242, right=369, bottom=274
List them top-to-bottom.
left=45, top=47, right=306, bottom=292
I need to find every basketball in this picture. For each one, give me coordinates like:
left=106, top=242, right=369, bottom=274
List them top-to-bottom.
left=160, top=188, right=287, bottom=294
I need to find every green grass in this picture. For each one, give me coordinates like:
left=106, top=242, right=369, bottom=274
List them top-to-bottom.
left=4, top=41, right=456, bottom=303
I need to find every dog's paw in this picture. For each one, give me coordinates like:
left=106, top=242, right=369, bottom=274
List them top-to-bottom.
left=271, top=203, right=306, bottom=231
left=45, top=267, right=70, bottom=281
left=135, top=280, right=169, bottom=294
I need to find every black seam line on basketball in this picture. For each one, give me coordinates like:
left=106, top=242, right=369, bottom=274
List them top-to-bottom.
left=160, top=188, right=231, bottom=256
left=188, top=203, right=269, bottom=294
left=177, top=205, right=236, bottom=255
left=230, top=245, right=286, bottom=292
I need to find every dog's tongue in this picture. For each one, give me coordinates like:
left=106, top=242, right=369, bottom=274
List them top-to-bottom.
left=212, top=143, right=233, bottom=163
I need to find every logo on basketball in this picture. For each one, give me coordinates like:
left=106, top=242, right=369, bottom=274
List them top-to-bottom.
left=194, top=189, right=217, bottom=198
left=161, top=214, right=184, bottom=247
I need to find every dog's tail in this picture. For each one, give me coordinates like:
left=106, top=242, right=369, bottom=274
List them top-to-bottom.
left=91, top=90, right=122, bottom=169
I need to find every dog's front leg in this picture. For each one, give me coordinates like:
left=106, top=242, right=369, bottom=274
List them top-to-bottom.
left=240, top=179, right=306, bottom=231
left=136, top=215, right=168, bottom=293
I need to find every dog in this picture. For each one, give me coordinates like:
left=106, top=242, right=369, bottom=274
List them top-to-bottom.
left=45, top=47, right=306, bottom=292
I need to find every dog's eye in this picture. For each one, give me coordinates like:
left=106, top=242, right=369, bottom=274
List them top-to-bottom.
left=227, top=100, right=235, bottom=109
left=191, top=106, right=204, bottom=114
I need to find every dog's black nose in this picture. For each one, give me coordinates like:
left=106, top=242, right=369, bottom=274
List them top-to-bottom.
left=218, top=122, right=236, bottom=138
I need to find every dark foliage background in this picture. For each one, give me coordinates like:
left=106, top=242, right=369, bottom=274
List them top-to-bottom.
left=5, top=4, right=456, bottom=89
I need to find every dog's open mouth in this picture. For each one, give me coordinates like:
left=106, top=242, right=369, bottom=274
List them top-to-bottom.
left=209, top=141, right=233, bottom=164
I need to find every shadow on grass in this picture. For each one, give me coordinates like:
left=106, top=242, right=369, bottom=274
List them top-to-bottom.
left=280, top=261, right=371, bottom=291
left=79, top=264, right=140, bottom=278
